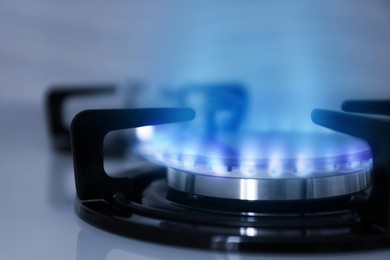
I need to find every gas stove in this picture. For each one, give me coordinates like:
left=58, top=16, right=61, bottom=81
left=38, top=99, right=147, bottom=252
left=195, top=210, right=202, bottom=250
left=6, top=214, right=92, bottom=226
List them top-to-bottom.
left=3, top=1, right=390, bottom=259
left=54, top=84, right=390, bottom=252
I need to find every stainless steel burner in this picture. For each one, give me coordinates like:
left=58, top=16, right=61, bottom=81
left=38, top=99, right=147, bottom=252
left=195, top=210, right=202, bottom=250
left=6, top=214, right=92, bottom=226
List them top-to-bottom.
left=140, top=132, right=373, bottom=200
left=167, top=167, right=371, bottom=200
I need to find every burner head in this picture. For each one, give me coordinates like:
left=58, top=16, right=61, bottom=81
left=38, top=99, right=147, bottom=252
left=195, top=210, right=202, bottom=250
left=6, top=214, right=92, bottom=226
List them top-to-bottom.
left=138, top=131, right=373, bottom=200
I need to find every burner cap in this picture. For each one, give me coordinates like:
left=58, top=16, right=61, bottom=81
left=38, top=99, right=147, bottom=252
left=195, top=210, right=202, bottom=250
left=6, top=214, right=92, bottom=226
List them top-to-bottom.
left=138, top=131, right=372, bottom=200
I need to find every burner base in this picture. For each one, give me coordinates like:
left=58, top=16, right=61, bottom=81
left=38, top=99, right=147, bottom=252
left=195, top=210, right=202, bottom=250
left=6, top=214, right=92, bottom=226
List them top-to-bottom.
left=71, top=108, right=390, bottom=252
left=75, top=173, right=390, bottom=252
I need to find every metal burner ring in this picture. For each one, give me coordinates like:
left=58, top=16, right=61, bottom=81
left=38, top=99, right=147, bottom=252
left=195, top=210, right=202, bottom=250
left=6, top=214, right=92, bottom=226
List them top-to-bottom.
left=167, top=168, right=371, bottom=201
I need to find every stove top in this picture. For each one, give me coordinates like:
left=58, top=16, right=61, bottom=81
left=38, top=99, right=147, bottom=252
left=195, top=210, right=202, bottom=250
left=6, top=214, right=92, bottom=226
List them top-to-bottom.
left=3, top=1, right=390, bottom=258
left=3, top=97, right=390, bottom=259
left=69, top=100, right=390, bottom=252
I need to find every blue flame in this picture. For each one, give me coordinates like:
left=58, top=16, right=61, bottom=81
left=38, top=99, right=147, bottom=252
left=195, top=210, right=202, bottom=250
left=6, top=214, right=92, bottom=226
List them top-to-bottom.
left=137, top=130, right=372, bottom=179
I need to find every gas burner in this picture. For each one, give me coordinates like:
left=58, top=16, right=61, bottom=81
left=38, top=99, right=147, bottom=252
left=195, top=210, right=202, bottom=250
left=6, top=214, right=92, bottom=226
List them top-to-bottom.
left=70, top=102, right=390, bottom=252
left=139, top=132, right=372, bottom=201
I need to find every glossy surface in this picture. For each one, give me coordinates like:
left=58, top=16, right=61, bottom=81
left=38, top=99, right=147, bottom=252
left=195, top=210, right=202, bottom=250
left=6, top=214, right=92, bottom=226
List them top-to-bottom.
left=167, top=167, right=371, bottom=200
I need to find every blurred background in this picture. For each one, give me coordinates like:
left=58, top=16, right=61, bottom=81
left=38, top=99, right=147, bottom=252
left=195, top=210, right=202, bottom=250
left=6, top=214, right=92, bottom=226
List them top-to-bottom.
left=1, top=0, right=390, bottom=131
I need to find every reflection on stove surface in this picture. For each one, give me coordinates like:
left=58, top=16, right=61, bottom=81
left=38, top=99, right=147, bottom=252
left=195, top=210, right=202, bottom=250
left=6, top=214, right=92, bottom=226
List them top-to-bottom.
left=76, top=217, right=390, bottom=260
